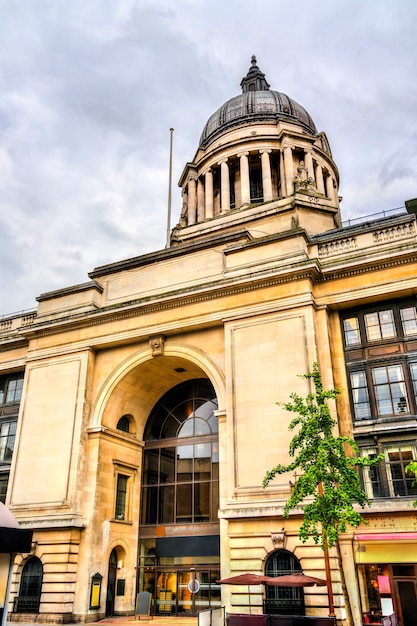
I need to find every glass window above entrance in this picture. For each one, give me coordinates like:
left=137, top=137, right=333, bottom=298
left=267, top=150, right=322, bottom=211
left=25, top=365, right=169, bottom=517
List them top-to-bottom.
left=141, top=379, right=219, bottom=526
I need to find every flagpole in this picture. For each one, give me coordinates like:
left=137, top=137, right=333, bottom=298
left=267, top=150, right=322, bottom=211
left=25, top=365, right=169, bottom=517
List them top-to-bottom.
left=165, top=128, right=174, bottom=248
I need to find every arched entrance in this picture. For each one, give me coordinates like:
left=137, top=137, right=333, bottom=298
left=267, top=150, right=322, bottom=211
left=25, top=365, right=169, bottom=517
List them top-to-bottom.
left=138, top=378, right=221, bottom=616
left=106, top=549, right=117, bottom=616
left=264, top=550, right=305, bottom=616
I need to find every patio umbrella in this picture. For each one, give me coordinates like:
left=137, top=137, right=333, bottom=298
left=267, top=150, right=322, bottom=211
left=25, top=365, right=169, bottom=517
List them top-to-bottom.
left=263, top=572, right=327, bottom=587
left=217, top=573, right=269, bottom=612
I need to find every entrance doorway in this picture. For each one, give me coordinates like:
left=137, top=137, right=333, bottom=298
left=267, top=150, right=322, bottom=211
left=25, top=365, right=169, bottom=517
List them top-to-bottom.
left=139, top=380, right=221, bottom=616
left=106, top=549, right=117, bottom=616
left=154, top=568, right=220, bottom=616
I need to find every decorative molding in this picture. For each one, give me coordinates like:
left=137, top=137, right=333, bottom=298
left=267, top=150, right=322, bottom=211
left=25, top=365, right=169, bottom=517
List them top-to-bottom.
left=16, top=248, right=417, bottom=340
left=149, top=334, right=166, bottom=357
left=271, top=530, right=286, bottom=549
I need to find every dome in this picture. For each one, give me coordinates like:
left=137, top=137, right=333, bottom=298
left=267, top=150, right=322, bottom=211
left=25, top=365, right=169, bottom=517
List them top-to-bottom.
left=199, top=56, right=317, bottom=148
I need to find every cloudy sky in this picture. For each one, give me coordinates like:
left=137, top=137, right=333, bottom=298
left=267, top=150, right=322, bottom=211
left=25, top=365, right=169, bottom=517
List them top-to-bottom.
left=1, top=0, right=416, bottom=315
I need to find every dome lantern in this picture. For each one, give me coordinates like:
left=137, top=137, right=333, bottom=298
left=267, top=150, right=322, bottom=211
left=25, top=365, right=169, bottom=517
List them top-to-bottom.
left=240, top=55, right=270, bottom=93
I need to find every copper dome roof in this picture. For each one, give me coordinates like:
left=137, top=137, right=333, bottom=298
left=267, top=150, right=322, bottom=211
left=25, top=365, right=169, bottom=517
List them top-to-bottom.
left=199, top=57, right=317, bottom=148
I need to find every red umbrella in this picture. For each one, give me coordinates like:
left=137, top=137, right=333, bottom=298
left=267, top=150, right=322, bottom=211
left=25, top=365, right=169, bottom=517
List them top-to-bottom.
left=264, top=572, right=327, bottom=587
left=217, top=573, right=269, bottom=612
left=217, top=573, right=269, bottom=585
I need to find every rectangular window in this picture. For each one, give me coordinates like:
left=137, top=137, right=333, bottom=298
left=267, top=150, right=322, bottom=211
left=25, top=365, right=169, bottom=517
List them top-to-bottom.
left=401, top=306, right=417, bottom=336
left=364, top=310, right=396, bottom=342
left=343, top=317, right=361, bottom=347
left=410, top=362, right=417, bottom=401
left=372, top=364, right=408, bottom=416
left=350, top=371, right=371, bottom=420
left=0, top=375, right=24, bottom=406
left=5, top=378, right=23, bottom=404
left=0, top=421, right=17, bottom=462
left=361, top=444, right=417, bottom=499
left=386, top=446, right=417, bottom=497
left=143, top=450, right=159, bottom=484
left=363, top=454, right=384, bottom=498
left=113, top=462, right=136, bottom=522
left=115, top=474, right=128, bottom=520
left=0, top=475, right=8, bottom=504
left=176, top=483, right=192, bottom=522
left=141, top=485, right=157, bottom=525
left=159, top=485, right=175, bottom=524
left=116, top=580, right=125, bottom=596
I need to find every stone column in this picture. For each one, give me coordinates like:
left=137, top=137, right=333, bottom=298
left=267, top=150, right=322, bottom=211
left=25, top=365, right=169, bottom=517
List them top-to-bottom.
left=283, top=146, right=294, bottom=196
left=260, top=149, right=273, bottom=202
left=304, top=150, right=315, bottom=181
left=238, top=151, right=250, bottom=206
left=279, top=151, right=285, bottom=197
left=219, top=159, right=230, bottom=213
left=315, top=163, right=325, bottom=195
left=205, top=169, right=214, bottom=219
left=326, top=173, right=334, bottom=202
left=188, top=177, right=197, bottom=225
left=197, top=177, right=205, bottom=222
left=338, top=534, right=363, bottom=626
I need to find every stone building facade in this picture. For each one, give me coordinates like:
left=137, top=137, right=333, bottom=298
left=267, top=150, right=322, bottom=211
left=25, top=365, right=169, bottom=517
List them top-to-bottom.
left=1, top=58, right=417, bottom=626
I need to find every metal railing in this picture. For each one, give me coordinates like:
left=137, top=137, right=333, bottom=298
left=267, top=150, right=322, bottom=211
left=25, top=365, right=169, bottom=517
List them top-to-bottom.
left=13, top=595, right=41, bottom=613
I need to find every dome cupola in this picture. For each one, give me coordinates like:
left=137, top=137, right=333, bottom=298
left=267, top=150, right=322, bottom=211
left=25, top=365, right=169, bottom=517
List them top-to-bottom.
left=199, top=56, right=317, bottom=149
left=174, top=58, right=341, bottom=245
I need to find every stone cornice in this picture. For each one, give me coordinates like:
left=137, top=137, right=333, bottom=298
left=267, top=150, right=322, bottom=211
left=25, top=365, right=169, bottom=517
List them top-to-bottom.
left=88, top=229, right=253, bottom=279
left=17, top=245, right=417, bottom=342
left=319, top=251, right=417, bottom=282
left=20, top=265, right=321, bottom=340
left=0, top=337, right=29, bottom=353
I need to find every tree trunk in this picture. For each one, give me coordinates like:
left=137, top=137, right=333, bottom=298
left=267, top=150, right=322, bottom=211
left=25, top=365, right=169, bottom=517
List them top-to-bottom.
left=335, top=539, right=354, bottom=626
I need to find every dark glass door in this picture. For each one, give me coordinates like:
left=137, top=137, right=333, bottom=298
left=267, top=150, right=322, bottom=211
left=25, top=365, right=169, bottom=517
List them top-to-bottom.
left=106, top=549, right=117, bottom=616
left=154, top=568, right=220, bottom=616
left=398, top=581, right=417, bottom=626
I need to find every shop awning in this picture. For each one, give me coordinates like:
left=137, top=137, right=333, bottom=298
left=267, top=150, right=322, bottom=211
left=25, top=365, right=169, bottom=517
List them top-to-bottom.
left=354, top=532, right=417, bottom=563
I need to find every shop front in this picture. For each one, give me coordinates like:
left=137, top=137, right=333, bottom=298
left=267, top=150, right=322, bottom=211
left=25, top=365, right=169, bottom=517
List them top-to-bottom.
left=355, top=533, right=417, bottom=626
left=139, top=535, right=221, bottom=616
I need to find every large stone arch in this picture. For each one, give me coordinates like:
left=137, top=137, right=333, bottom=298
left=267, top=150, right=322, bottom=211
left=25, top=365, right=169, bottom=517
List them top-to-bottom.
left=91, top=342, right=225, bottom=436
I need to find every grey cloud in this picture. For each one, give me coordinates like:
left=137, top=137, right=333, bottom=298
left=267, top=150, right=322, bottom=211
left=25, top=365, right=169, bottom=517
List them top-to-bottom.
left=0, top=0, right=416, bottom=314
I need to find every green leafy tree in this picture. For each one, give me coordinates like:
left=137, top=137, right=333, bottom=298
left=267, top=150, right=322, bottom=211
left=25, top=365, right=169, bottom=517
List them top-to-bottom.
left=263, top=363, right=382, bottom=625
left=405, top=461, right=417, bottom=505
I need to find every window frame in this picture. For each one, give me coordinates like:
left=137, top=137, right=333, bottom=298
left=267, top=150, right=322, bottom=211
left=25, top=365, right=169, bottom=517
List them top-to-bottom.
left=341, top=301, right=417, bottom=350
left=342, top=301, right=417, bottom=424
left=349, top=360, right=417, bottom=422
left=0, top=373, right=24, bottom=407
left=0, top=419, right=17, bottom=462
left=360, top=441, right=417, bottom=499
left=113, top=462, right=136, bottom=523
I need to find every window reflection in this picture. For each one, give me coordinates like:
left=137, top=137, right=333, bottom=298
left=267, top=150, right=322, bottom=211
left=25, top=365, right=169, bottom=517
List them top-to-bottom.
left=141, top=379, right=219, bottom=526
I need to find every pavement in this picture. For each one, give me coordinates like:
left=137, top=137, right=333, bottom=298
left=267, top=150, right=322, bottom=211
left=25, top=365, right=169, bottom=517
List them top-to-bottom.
left=94, top=615, right=198, bottom=626
left=7, top=617, right=199, bottom=626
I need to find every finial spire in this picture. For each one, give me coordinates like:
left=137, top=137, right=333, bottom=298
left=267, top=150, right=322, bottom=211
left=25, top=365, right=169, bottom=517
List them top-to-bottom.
left=240, top=55, right=270, bottom=93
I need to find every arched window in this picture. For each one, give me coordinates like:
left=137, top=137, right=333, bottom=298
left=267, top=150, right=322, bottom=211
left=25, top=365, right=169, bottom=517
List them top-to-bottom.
left=141, top=379, right=219, bottom=525
left=117, top=415, right=130, bottom=433
left=264, top=550, right=305, bottom=616
left=15, top=557, right=43, bottom=613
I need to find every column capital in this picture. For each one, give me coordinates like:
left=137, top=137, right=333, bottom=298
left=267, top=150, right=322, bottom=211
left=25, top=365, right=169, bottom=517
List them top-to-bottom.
left=259, top=148, right=272, bottom=155
left=237, top=151, right=249, bottom=158
left=217, top=157, right=228, bottom=166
